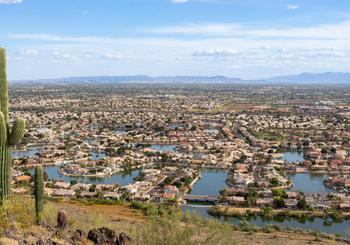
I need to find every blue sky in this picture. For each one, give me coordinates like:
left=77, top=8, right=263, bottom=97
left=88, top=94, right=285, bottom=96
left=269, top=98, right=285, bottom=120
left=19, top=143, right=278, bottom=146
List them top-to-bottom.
left=1, top=0, right=350, bottom=80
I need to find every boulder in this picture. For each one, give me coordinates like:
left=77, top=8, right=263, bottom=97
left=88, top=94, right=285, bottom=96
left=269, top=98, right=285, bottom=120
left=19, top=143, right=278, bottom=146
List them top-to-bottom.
left=87, top=227, right=117, bottom=244
left=72, top=229, right=86, bottom=244
left=117, top=232, right=132, bottom=245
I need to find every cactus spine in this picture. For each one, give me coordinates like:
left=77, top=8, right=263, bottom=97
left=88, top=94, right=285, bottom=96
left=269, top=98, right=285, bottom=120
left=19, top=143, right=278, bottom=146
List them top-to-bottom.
left=0, top=48, right=26, bottom=204
left=34, top=164, right=44, bottom=224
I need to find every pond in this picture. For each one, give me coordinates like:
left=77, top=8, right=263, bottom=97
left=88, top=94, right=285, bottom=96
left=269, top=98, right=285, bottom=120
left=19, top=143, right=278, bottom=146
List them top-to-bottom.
left=204, top=129, right=219, bottom=135
left=114, top=131, right=126, bottom=136
left=150, top=144, right=177, bottom=153
left=12, top=148, right=39, bottom=159
left=278, top=151, right=331, bottom=193
left=282, top=151, right=305, bottom=163
left=90, top=152, right=107, bottom=160
left=29, top=165, right=139, bottom=186
left=183, top=168, right=349, bottom=238
left=189, top=169, right=228, bottom=196
left=288, top=173, right=331, bottom=193
left=181, top=205, right=350, bottom=239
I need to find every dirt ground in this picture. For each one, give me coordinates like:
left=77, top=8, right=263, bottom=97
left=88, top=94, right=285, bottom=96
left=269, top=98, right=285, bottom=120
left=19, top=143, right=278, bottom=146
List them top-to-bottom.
left=47, top=200, right=349, bottom=245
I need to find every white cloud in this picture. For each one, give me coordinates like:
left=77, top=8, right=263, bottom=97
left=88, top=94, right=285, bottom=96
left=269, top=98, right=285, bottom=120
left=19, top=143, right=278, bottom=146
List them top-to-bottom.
left=0, top=0, right=22, bottom=4
left=171, top=0, right=188, bottom=4
left=287, top=4, right=299, bottom=10
left=82, top=10, right=89, bottom=15
left=6, top=19, right=350, bottom=80
left=147, top=20, right=350, bottom=40
left=149, top=23, right=241, bottom=35
left=8, top=34, right=123, bottom=44
left=21, top=48, right=38, bottom=55
left=193, top=49, right=239, bottom=57
left=51, top=51, right=79, bottom=61
left=101, top=53, right=124, bottom=60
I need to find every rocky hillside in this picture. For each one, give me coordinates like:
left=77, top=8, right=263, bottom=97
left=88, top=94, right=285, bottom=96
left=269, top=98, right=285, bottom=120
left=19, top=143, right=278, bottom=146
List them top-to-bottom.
left=0, top=196, right=349, bottom=245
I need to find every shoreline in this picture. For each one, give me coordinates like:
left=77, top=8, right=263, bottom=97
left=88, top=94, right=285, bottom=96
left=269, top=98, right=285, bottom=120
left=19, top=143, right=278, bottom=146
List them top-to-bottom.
left=58, top=168, right=121, bottom=178
left=208, top=206, right=350, bottom=219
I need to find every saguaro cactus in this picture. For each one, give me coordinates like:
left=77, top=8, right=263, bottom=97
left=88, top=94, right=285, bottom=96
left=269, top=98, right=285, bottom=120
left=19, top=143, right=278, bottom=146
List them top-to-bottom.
left=0, top=48, right=26, bottom=203
left=34, top=164, right=44, bottom=224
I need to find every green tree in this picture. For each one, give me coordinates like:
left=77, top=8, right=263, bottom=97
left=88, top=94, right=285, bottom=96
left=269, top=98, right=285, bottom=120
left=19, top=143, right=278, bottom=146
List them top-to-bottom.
left=273, top=197, right=285, bottom=209
left=297, top=199, right=308, bottom=210
left=262, top=206, right=273, bottom=217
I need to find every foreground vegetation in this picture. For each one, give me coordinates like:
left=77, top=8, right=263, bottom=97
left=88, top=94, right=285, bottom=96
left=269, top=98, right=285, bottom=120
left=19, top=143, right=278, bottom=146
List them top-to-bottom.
left=1, top=195, right=348, bottom=244
left=209, top=205, right=350, bottom=221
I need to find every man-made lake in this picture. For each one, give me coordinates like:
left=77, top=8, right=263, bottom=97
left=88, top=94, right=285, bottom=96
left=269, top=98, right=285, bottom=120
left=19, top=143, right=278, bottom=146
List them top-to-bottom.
left=114, top=129, right=126, bottom=136
left=204, top=129, right=219, bottom=135
left=150, top=144, right=177, bottom=153
left=12, top=148, right=39, bottom=159
left=11, top=149, right=107, bottom=161
left=280, top=151, right=331, bottom=193
left=282, top=151, right=305, bottom=163
left=90, top=152, right=107, bottom=160
left=29, top=165, right=138, bottom=186
left=184, top=167, right=348, bottom=238
left=190, top=169, right=228, bottom=196
left=288, top=173, right=330, bottom=193
left=182, top=205, right=350, bottom=238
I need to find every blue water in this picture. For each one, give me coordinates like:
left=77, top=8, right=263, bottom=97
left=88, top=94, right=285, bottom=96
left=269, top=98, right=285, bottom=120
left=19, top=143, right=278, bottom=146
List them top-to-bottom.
left=204, top=129, right=219, bottom=134
left=114, top=130, right=126, bottom=136
left=150, top=144, right=177, bottom=153
left=12, top=148, right=39, bottom=159
left=280, top=151, right=330, bottom=193
left=283, top=151, right=305, bottom=163
left=91, top=152, right=107, bottom=160
left=29, top=166, right=139, bottom=186
left=183, top=168, right=349, bottom=238
left=190, top=169, right=228, bottom=196
left=289, top=173, right=330, bottom=193
left=182, top=205, right=350, bottom=238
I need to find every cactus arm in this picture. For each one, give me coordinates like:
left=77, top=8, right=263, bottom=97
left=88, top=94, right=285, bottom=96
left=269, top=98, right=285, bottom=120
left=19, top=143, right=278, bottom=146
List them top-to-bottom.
left=0, top=112, right=7, bottom=146
left=8, top=117, right=26, bottom=146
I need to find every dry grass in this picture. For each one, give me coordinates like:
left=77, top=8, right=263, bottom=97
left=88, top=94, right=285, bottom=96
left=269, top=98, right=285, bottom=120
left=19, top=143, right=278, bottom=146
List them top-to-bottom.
left=0, top=196, right=348, bottom=245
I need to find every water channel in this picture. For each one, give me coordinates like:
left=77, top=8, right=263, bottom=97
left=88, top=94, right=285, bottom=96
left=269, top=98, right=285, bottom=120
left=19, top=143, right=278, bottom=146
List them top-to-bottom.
left=19, top=148, right=350, bottom=237
left=29, top=165, right=139, bottom=186
left=184, top=168, right=350, bottom=238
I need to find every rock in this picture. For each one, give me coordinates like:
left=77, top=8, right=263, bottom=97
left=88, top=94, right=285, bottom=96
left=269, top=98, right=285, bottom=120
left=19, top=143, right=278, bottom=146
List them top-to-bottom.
left=57, top=210, right=68, bottom=229
left=87, top=227, right=117, bottom=244
left=72, top=229, right=86, bottom=244
left=117, top=232, right=132, bottom=245
left=24, top=235, right=37, bottom=244
left=48, top=237, right=68, bottom=245
left=36, top=238, right=57, bottom=245
left=36, top=239, right=46, bottom=245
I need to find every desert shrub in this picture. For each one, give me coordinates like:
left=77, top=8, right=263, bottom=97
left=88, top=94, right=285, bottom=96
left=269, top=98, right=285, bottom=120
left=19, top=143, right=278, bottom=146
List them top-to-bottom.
left=0, top=195, right=36, bottom=236
left=132, top=212, right=235, bottom=245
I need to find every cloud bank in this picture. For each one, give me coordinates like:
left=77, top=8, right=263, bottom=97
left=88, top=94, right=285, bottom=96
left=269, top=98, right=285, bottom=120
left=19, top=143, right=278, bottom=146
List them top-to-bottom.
left=0, top=0, right=22, bottom=4
left=171, top=0, right=188, bottom=4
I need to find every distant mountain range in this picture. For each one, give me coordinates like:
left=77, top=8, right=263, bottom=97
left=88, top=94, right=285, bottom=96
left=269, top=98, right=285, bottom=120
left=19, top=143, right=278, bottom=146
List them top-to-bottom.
left=13, top=72, right=350, bottom=84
